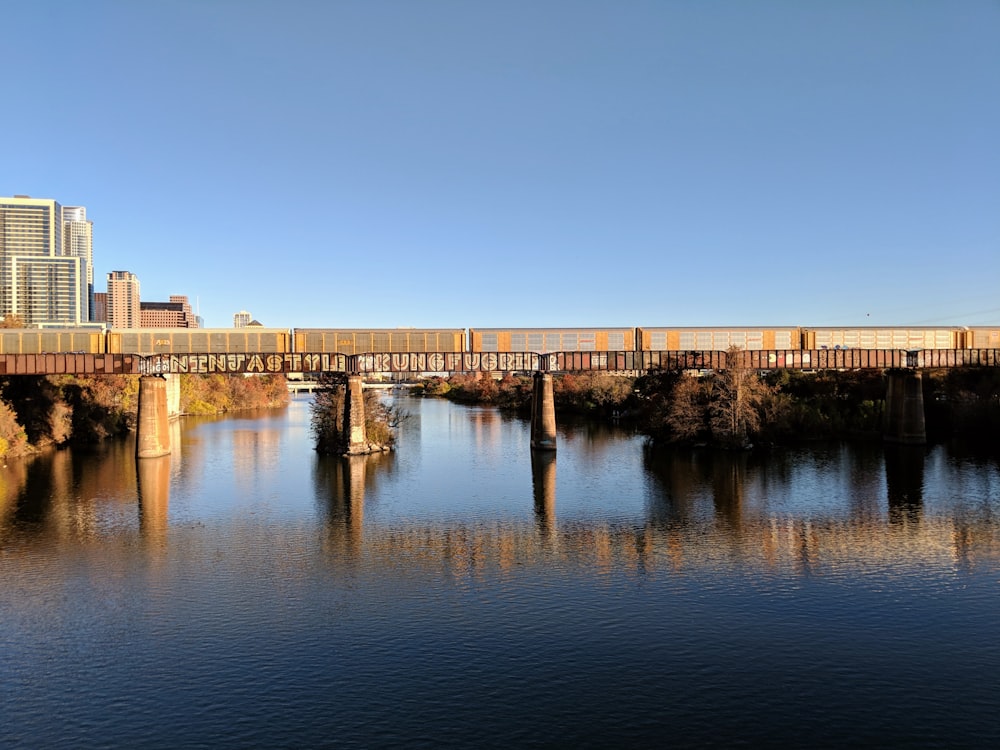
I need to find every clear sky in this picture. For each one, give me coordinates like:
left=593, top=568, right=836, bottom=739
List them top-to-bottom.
left=3, top=0, right=998, bottom=330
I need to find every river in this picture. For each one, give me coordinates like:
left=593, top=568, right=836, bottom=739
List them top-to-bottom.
left=2, top=394, right=999, bottom=748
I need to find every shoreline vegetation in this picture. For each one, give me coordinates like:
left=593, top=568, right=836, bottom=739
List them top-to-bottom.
left=410, top=360, right=1000, bottom=451
left=0, top=373, right=289, bottom=459
left=310, top=373, right=405, bottom=455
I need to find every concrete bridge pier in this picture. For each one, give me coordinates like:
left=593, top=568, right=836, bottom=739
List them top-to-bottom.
left=883, top=369, right=926, bottom=445
left=530, top=371, right=557, bottom=451
left=164, top=373, right=181, bottom=420
left=342, top=374, right=369, bottom=455
left=136, top=375, right=171, bottom=458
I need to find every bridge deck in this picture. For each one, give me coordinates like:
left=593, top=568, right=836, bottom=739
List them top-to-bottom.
left=0, top=349, right=997, bottom=376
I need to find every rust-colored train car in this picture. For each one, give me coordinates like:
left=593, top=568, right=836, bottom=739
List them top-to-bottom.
left=964, top=326, right=1000, bottom=349
left=468, top=327, right=636, bottom=353
left=637, top=327, right=802, bottom=351
left=801, top=327, right=963, bottom=350
left=0, top=328, right=106, bottom=354
left=107, top=328, right=293, bottom=354
left=293, top=328, right=466, bottom=355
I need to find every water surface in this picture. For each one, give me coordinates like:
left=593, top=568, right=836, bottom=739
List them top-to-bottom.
left=2, top=395, right=999, bottom=748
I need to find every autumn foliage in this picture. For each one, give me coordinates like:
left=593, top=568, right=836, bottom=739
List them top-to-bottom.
left=0, top=372, right=289, bottom=458
left=180, top=373, right=288, bottom=415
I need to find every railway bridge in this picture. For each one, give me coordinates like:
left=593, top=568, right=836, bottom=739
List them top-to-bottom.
left=0, top=347, right=997, bottom=457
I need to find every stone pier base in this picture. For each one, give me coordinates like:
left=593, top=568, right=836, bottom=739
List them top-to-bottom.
left=884, top=370, right=926, bottom=445
left=530, top=371, right=557, bottom=451
left=136, top=375, right=171, bottom=458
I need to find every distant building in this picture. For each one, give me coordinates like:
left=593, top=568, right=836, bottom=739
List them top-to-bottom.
left=0, top=195, right=90, bottom=325
left=62, top=206, right=94, bottom=321
left=107, top=270, right=140, bottom=328
left=93, top=292, right=107, bottom=323
left=141, top=295, right=198, bottom=327
left=233, top=310, right=252, bottom=328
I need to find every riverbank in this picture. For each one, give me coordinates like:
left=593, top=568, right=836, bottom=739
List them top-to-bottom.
left=411, top=368, right=1000, bottom=448
left=0, top=373, right=289, bottom=458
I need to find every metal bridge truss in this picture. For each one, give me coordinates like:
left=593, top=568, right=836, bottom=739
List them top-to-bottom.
left=0, top=349, right=997, bottom=377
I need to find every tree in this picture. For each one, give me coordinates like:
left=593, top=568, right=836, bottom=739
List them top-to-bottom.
left=0, top=314, right=24, bottom=328
left=707, top=346, right=774, bottom=447
left=310, top=374, right=407, bottom=454
left=666, top=374, right=709, bottom=442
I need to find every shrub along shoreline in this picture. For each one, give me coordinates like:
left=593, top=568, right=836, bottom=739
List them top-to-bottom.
left=412, top=365, right=1000, bottom=449
left=0, top=373, right=288, bottom=459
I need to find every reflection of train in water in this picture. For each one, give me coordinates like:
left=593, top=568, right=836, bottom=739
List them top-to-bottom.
left=0, top=325, right=997, bottom=356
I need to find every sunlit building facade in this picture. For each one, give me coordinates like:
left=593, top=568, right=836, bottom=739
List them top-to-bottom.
left=0, top=195, right=90, bottom=325
left=62, top=206, right=95, bottom=320
left=107, top=270, right=140, bottom=328
left=141, top=294, right=199, bottom=327
left=234, top=310, right=252, bottom=328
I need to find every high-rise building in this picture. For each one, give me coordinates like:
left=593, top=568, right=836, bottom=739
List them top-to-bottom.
left=0, top=195, right=90, bottom=325
left=62, top=206, right=95, bottom=320
left=107, top=270, right=140, bottom=328
left=141, top=294, right=199, bottom=328
left=233, top=310, right=252, bottom=328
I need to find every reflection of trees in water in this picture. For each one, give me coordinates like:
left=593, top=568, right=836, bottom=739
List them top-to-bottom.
left=555, top=414, right=636, bottom=459
left=1, top=441, right=139, bottom=544
left=633, top=441, right=1000, bottom=573
left=643, top=446, right=756, bottom=528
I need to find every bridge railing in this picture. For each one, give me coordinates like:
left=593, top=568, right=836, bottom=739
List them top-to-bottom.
left=0, top=349, right=997, bottom=376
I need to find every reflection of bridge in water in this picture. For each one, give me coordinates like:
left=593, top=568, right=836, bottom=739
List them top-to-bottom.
left=3, top=442, right=997, bottom=579
left=310, top=446, right=1000, bottom=579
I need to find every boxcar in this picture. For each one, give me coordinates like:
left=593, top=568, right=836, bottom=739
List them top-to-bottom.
left=637, top=327, right=801, bottom=351
left=801, top=327, right=962, bottom=350
left=965, top=327, right=1000, bottom=349
left=0, top=328, right=106, bottom=354
left=107, top=328, right=292, bottom=354
left=468, top=328, right=636, bottom=352
left=293, top=329, right=466, bottom=355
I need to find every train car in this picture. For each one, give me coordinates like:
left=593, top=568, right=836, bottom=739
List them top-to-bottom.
left=964, top=326, right=1000, bottom=349
left=0, top=327, right=106, bottom=354
left=468, top=327, right=637, bottom=352
left=637, top=327, right=802, bottom=351
left=802, top=327, right=963, bottom=350
left=107, top=328, right=293, bottom=355
left=293, top=328, right=466, bottom=355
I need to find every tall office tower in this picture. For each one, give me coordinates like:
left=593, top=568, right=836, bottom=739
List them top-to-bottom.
left=0, top=195, right=89, bottom=325
left=62, top=206, right=94, bottom=321
left=107, top=270, right=140, bottom=328
left=233, top=310, right=252, bottom=328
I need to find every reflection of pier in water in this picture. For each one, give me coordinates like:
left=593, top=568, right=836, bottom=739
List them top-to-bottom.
left=2, top=440, right=996, bottom=581
left=310, top=446, right=999, bottom=580
left=138, top=454, right=171, bottom=543
left=310, top=513, right=1000, bottom=581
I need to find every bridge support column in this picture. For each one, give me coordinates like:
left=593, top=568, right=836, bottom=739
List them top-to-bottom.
left=884, top=370, right=926, bottom=445
left=530, top=371, right=557, bottom=451
left=164, top=373, right=181, bottom=420
left=136, top=375, right=171, bottom=458
left=342, top=375, right=368, bottom=455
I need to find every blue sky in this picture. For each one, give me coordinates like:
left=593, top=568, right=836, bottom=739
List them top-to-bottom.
left=3, top=1, right=998, bottom=330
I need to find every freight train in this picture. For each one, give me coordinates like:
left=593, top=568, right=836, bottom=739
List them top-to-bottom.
left=0, top=325, right=997, bottom=356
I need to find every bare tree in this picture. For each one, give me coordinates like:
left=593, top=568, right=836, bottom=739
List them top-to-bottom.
left=707, top=346, right=773, bottom=447
left=666, top=374, right=708, bottom=442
